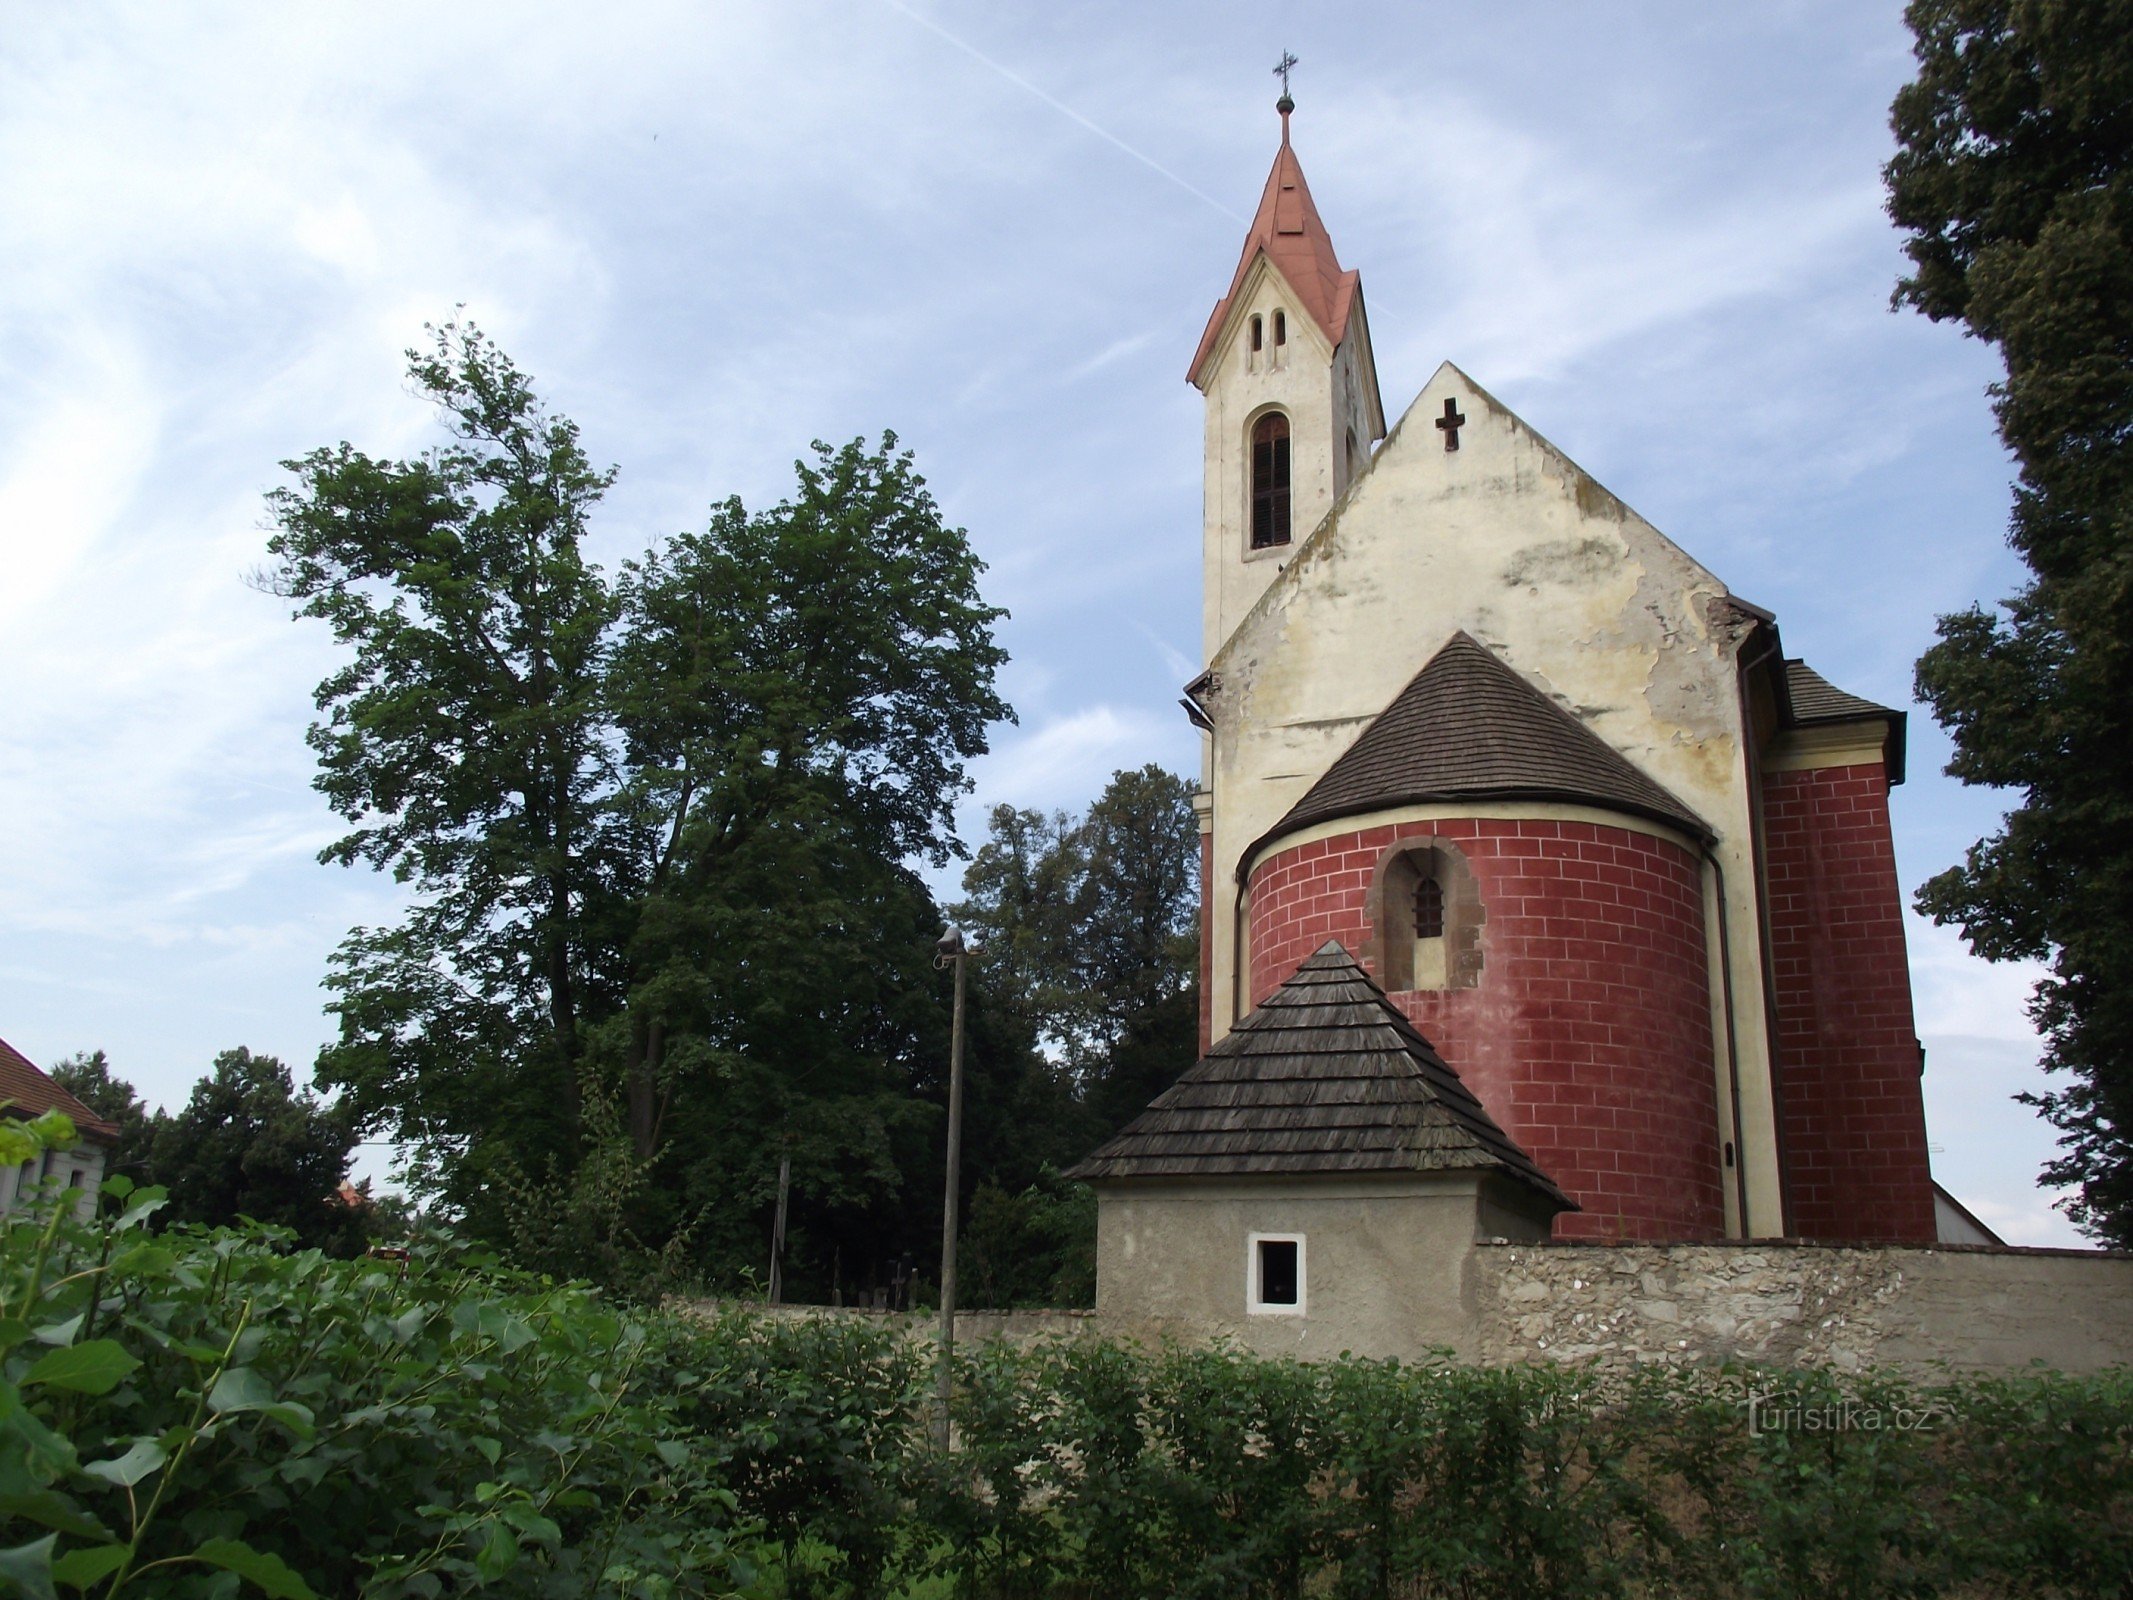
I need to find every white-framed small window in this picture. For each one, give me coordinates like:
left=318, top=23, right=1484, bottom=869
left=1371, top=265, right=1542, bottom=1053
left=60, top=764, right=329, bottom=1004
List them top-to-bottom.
left=1247, top=1232, right=1306, bottom=1315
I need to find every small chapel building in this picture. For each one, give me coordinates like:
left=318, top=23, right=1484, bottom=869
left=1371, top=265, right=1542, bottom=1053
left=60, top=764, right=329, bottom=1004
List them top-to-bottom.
left=1071, top=96, right=1971, bottom=1347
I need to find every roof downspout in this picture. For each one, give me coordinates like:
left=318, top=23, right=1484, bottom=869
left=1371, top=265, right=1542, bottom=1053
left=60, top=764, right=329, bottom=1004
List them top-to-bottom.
left=1733, top=623, right=1788, bottom=1239
left=1702, top=845, right=1753, bottom=1237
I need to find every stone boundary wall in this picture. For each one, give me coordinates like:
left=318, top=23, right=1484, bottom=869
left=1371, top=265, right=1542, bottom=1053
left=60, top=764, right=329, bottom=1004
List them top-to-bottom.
left=1471, top=1240, right=2133, bottom=1374
left=684, top=1243, right=2133, bottom=1375
left=677, top=1301, right=1101, bottom=1346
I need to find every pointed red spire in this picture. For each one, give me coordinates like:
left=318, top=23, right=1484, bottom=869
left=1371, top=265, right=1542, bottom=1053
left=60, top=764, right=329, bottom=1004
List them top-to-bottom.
left=1188, top=109, right=1360, bottom=385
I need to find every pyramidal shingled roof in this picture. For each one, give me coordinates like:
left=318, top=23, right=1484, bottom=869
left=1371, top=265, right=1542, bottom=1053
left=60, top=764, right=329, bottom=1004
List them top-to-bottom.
left=1188, top=126, right=1359, bottom=385
left=1260, top=633, right=1711, bottom=854
left=1066, top=943, right=1574, bottom=1210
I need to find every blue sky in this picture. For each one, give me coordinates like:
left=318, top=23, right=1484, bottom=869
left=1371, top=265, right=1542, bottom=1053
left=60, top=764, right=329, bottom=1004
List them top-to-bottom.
left=0, top=2, right=2081, bottom=1243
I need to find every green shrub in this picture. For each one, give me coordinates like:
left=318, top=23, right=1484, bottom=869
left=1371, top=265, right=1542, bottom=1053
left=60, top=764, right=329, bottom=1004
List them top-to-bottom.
left=4, top=1110, right=2128, bottom=1600
left=0, top=1143, right=756, bottom=1596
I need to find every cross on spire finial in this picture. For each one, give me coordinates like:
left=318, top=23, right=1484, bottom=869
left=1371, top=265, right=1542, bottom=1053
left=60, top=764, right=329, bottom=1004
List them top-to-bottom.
left=1273, top=51, right=1297, bottom=132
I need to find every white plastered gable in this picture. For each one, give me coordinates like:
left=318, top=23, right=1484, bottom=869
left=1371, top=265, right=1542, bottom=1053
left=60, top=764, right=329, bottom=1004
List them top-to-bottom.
left=1208, top=361, right=1742, bottom=835
left=1197, top=362, right=1786, bottom=1235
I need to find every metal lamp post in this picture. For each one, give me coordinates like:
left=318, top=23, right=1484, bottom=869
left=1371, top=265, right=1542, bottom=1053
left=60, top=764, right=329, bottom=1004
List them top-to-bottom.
left=933, top=924, right=968, bottom=1447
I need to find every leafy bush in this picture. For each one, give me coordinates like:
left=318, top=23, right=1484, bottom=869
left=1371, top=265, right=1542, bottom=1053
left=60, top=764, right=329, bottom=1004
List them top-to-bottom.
left=4, top=1106, right=2129, bottom=1599
left=0, top=1118, right=755, bottom=1597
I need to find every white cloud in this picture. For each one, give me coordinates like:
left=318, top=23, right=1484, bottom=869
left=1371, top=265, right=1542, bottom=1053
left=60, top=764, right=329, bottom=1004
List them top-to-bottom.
left=0, top=1, right=2096, bottom=1248
left=968, top=705, right=1181, bottom=816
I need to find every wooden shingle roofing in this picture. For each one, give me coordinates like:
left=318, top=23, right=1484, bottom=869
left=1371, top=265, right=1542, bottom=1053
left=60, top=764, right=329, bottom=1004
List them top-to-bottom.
left=1256, top=632, right=1711, bottom=863
left=1784, top=659, right=1907, bottom=783
left=1066, top=942, right=1574, bottom=1212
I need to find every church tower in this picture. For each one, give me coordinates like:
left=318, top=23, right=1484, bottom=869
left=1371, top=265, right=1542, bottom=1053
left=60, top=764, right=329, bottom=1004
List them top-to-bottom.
left=1186, top=95, right=1385, bottom=664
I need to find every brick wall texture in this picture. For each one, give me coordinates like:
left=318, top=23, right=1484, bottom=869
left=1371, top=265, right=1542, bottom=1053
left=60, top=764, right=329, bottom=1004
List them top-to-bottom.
left=1761, top=764, right=1937, bottom=1242
left=1245, top=818, right=1726, bottom=1241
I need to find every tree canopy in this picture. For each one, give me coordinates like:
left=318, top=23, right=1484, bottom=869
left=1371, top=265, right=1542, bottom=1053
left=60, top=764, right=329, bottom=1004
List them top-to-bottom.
left=1887, top=0, right=2133, bottom=1241
left=267, top=322, right=1030, bottom=1295
left=952, top=764, right=1199, bottom=1125
left=48, top=1047, right=361, bottom=1251
left=149, top=1047, right=363, bottom=1252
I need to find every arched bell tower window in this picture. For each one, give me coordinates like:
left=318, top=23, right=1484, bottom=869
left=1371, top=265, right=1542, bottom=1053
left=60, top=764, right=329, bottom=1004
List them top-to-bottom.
left=1272, top=309, right=1287, bottom=346
left=1250, top=314, right=1264, bottom=352
left=1250, top=412, right=1291, bottom=550
left=1373, top=840, right=1483, bottom=992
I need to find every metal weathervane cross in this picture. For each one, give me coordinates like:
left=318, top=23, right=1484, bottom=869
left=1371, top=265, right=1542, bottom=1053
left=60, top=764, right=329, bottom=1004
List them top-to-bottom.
left=1273, top=52, right=1298, bottom=99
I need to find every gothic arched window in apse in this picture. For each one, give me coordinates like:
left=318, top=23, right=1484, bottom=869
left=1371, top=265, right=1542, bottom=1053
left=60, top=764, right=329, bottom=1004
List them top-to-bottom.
left=1250, top=412, right=1292, bottom=550
left=1375, top=842, right=1483, bottom=992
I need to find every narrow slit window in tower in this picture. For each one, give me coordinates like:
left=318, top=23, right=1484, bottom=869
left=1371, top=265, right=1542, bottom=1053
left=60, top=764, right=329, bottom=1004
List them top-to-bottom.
left=1272, top=309, right=1287, bottom=346
left=1250, top=314, right=1263, bottom=352
left=1250, top=413, right=1292, bottom=549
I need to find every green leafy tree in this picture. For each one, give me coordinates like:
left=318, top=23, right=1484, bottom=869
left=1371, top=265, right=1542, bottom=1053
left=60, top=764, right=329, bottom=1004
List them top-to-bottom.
left=1887, top=0, right=2133, bottom=1240
left=267, top=321, right=621, bottom=1205
left=268, top=322, right=1013, bottom=1287
left=605, top=435, right=1010, bottom=1164
left=954, top=764, right=1199, bottom=1100
left=1072, top=764, right=1200, bottom=1033
left=149, top=1048, right=361, bottom=1252
left=47, top=1050, right=155, bottom=1182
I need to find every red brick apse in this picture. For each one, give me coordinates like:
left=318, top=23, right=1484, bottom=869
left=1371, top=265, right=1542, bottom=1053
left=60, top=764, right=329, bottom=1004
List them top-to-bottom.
left=1762, top=764, right=1936, bottom=1242
left=1246, top=816, right=1726, bottom=1241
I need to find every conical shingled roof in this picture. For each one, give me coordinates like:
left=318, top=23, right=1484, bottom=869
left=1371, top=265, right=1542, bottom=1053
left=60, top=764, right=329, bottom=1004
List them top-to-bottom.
left=1188, top=130, right=1359, bottom=385
left=1260, top=633, right=1711, bottom=855
left=1066, top=943, right=1574, bottom=1211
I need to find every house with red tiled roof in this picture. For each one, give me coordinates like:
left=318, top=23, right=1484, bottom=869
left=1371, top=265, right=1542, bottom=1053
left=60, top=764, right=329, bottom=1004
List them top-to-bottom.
left=1, top=1032, right=117, bottom=1217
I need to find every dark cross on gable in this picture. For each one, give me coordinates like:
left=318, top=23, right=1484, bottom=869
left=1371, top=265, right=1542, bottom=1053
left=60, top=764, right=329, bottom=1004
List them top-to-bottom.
left=1436, top=397, right=1467, bottom=452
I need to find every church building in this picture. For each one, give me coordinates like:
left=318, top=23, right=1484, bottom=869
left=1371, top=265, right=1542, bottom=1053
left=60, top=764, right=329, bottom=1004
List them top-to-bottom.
left=1071, top=92, right=1952, bottom=1314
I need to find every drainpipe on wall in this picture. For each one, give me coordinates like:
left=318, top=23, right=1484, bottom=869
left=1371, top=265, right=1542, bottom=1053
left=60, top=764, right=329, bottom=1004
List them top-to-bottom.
left=1733, top=623, right=1788, bottom=1239
left=1702, top=845, right=1753, bottom=1237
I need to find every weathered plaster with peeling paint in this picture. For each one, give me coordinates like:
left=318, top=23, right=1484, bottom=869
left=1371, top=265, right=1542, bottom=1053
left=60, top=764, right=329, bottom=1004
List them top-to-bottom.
left=1195, top=363, right=1786, bottom=1235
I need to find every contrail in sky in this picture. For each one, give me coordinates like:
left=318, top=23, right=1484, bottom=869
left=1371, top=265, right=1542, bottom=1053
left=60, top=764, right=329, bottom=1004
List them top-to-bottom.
left=876, top=0, right=1249, bottom=225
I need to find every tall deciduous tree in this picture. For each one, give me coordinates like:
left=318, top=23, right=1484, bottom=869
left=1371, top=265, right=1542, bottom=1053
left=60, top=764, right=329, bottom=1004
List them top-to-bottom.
left=1887, top=0, right=2133, bottom=1240
left=268, top=322, right=1013, bottom=1281
left=269, top=322, right=620, bottom=1196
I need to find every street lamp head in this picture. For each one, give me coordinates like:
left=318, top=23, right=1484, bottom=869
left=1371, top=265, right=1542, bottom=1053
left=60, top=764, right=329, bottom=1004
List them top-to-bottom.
left=934, top=925, right=966, bottom=961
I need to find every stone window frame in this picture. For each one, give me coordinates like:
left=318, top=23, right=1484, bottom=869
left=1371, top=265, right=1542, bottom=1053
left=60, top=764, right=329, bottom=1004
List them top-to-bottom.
left=1248, top=409, right=1293, bottom=551
left=1368, top=837, right=1484, bottom=992
left=1246, top=1231, right=1306, bottom=1316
